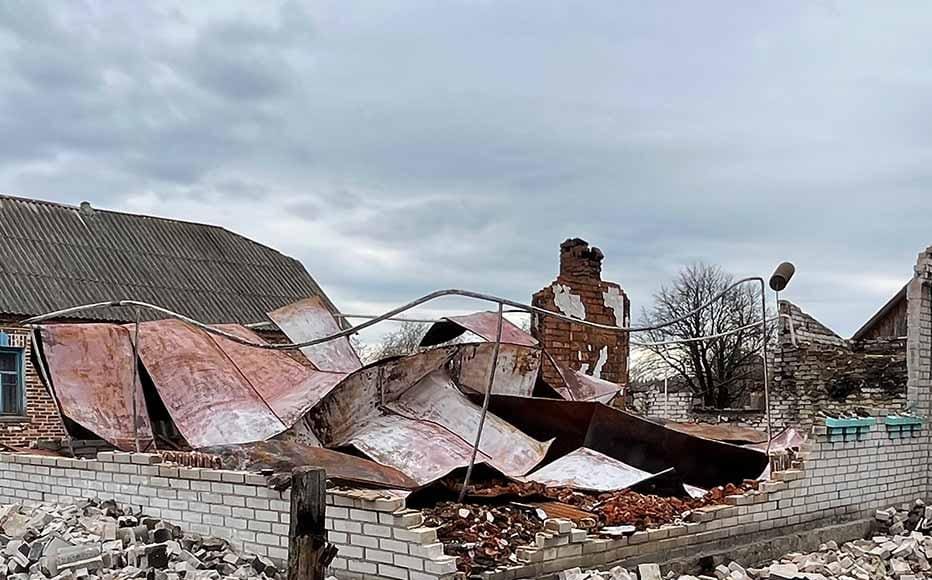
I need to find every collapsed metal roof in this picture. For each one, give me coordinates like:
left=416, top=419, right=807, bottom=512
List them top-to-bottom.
left=33, top=298, right=768, bottom=493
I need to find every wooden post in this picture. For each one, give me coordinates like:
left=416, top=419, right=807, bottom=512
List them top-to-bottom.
left=288, top=467, right=335, bottom=580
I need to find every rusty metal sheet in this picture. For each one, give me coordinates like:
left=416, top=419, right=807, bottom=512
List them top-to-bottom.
left=268, top=297, right=362, bottom=373
left=420, top=311, right=538, bottom=347
left=134, top=320, right=286, bottom=447
left=39, top=324, right=153, bottom=451
left=210, top=324, right=346, bottom=426
left=451, top=343, right=541, bottom=397
left=305, top=346, right=458, bottom=447
left=304, top=349, right=550, bottom=487
left=550, top=358, right=622, bottom=403
left=386, top=369, right=550, bottom=477
left=484, top=396, right=768, bottom=490
left=345, top=414, right=498, bottom=487
left=663, top=421, right=768, bottom=445
left=199, top=440, right=419, bottom=490
left=523, top=447, right=672, bottom=492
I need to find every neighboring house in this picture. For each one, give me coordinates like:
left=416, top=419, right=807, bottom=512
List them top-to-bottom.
left=0, top=194, right=340, bottom=448
left=852, top=284, right=908, bottom=340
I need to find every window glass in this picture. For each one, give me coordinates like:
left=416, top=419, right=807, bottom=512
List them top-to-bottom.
left=0, top=352, right=15, bottom=372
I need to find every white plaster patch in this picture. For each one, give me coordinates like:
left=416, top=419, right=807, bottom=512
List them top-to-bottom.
left=552, top=283, right=586, bottom=320
left=603, top=286, right=627, bottom=326
left=591, top=346, right=608, bottom=379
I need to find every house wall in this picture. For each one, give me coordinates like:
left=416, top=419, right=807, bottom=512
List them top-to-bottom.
left=532, top=239, right=630, bottom=386
left=907, top=246, right=932, bottom=500
left=628, top=302, right=909, bottom=434
left=0, top=323, right=66, bottom=447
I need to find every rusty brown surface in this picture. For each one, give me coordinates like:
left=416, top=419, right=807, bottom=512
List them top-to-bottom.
left=268, top=297, right=362, bottom=373
left=420, top=312, right=538, bottom=347
left=134, top=319, right=287, bottom=448
left=39, top=324, right=154, bottom=451
left=210, top=324, right=346, bottom=426
left=451, top=343, right=540, bottom=397
left=305, top=346, right=459, bottom=447
left=306, top=347, right=550, bottom=487
left=550, top=359, right=623, bottom=403
left=385, top=370, right=550, bottom=477
left=484, top=396, right=768, bottom=490
left=344, top=414, right=497, bottom=487
left=663, top=420, right=768, bottom=445
left=199, top=440, right=419, bottom=490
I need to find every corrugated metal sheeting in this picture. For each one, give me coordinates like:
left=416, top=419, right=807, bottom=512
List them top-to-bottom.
left=0, top=194, right=336, bottom=324
left=34, top=298, right=769, bottom=492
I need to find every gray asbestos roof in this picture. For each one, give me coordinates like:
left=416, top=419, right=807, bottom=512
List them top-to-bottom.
left=0, top=194, right=336, bottom=324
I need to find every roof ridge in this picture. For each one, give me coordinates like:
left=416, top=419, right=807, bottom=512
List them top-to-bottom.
left=0, top=192, right=229, bottom=231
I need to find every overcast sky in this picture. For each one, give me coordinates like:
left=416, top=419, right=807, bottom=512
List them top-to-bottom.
left=1, top=1, right=931, bottom=339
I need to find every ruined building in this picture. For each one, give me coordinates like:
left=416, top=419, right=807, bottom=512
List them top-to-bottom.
left=531, top=238, right=630, bottom=387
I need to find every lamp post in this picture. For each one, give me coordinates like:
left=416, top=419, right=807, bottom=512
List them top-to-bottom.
left=764, top=262, right=796, bottom=455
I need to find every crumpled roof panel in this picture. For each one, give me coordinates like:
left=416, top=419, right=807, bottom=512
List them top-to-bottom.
left=268, top=297, right=362, bottom=373
left=420, top=311, right=538, bottom=347
left=135, top=320, right=287, bottom=447
left=39, top=323, right=154, bottom=451
left=210, top=324, right=346, bottom=426
left=451, top=343, right=540, bottom=397
left=386, top=369, right=550, bottom=477
left=345, top=414, right=496, bottom=487
left=524, top=447, right=668, bottom=492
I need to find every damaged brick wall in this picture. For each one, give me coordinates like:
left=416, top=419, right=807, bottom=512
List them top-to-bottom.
left=531, top=239, right=630, bottom=386
left=906, top=246, right=932, bottom=498
left=628, top=301, right=908, bottom=433
left=770, top=301, right=907, bottom=430
left=0, top=323, right=66, bottom=447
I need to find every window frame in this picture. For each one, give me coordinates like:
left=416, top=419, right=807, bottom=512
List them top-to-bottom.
left=0, top=347, right=26, bottom=417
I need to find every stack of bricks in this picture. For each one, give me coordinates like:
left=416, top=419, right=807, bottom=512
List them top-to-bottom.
left=531, top=239, right=630, bottom=387
left=0, top=324, right=66, bottom=447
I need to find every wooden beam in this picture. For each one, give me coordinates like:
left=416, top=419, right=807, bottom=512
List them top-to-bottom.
left=287, top=467, right=335, bottom=580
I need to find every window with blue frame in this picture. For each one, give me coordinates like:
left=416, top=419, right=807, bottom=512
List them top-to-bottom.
left=0, top=347, right=24, bottom=416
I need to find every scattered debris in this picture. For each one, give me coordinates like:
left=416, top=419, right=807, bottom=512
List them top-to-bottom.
left=422, top=482, right=758, bottom=575
left=0, top=499, right=281, bottom=580
left=558, top=499, right=932, bottom=580
left=423, top=502, right=545, bottom=574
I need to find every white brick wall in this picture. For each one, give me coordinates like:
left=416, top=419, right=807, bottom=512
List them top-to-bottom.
left=0, top=416, right=925, bottom=580
left=0, top=452, right=457, bottom=580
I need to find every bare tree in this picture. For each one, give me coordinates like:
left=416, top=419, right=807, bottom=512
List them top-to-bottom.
left=639, top=263, right=770, bottom=409
left=368, top=321, right=430, bottom=362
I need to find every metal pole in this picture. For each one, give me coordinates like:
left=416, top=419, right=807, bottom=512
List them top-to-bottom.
left=759, top=280, right=773, bottom=457
left=458, top=302, right=504, bottom=502
left=131, top=308, right=142, bottom=453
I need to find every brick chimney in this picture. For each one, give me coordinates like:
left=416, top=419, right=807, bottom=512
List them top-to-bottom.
left=532, top=238, right=630, bottom=386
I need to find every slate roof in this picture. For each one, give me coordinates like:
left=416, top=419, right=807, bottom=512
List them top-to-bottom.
left=0, top=194, right=338, bottom=324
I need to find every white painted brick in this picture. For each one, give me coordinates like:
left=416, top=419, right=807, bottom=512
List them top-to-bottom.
left=366, top=548, right=395, bottom=564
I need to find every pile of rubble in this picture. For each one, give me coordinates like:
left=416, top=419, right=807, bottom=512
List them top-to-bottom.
left=423, top=484, right=759, bottom=575
left=0, top=499, right=280, bottom=580
left=558, top=500, right=932, bottom=580
left=423, top=502, right=546, bottom=574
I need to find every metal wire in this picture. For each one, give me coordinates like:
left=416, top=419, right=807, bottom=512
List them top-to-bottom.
left=21, top=278, right=766, bottom=350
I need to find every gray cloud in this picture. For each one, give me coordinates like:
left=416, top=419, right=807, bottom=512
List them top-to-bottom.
left=2, top=0, right=932, bottom=338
